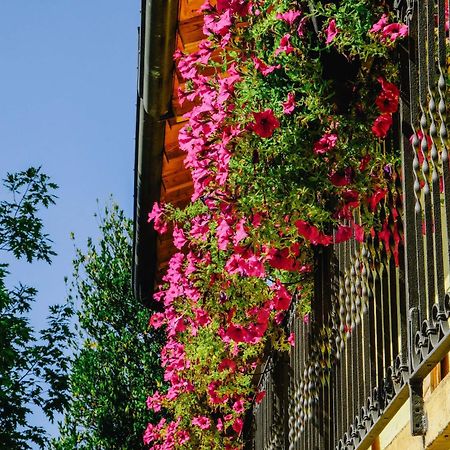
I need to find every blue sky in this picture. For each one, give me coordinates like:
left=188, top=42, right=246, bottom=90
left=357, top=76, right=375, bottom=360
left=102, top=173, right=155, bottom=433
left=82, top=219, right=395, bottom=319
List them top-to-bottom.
left=0, top=0, right=140, bottom=442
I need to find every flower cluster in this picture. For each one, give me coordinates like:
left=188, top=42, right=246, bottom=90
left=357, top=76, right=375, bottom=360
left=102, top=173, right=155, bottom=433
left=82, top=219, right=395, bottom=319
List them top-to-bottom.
left=144, top=1, right=407, bottom=449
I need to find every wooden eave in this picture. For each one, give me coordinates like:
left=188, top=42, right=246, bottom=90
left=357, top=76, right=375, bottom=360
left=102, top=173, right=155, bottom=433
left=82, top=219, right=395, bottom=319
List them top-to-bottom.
left=133, top=0, right=204, bottom=301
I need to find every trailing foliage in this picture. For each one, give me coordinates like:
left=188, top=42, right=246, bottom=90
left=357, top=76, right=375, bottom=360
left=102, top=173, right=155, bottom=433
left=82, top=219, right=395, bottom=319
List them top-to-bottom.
left=144, top=1, right=409, bottom=448
left=0, top=167, right=74, bottom=449
left=52, top=203, right=165, bottom=450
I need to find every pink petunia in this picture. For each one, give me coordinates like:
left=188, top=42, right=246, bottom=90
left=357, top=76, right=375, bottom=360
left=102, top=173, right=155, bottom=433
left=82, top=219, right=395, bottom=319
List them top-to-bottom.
left=276, top=10, right=302, bottom=25
left=370, top=14, right=389, bottom=33
left=325, top=19, right=338, bottom=44
left=381, top=22, right=408, bottom=42
left=275, top=34, right=295, bottom=55
left=252, top=56, right=281, bottom=76
left=375, top=77, right=399, bottom=113
left=282, top=92, right=296, bottom=115
left=250, top=109, right=280, bottom=138
left=372, top=114, right=393, bottom=138
left=313, top=133, right=338, bottom=155
left=148, top=202, right=168, bottom=234
left=295, top=220, right=333, bottom=245
left=173, top=225, right=187, bottom=249
left=335, top=225, right=352, bottom=243
left=149, top=312, right=165, bottom=329
left=288, top=332, right=295, bottom=346
left=218, top=358, right=237, bottom=373
left=255, top=390, right=266, bottom=404
left=232, top=399, right=245, bottom=414
left=192, top=416, right=211, bottom=430
left=232, top=417, right=244, bottom=434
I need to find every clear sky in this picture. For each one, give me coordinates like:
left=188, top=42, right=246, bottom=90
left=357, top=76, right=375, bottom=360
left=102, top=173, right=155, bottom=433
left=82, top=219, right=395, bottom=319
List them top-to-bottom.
left=0, top=0, right=140, bottom=443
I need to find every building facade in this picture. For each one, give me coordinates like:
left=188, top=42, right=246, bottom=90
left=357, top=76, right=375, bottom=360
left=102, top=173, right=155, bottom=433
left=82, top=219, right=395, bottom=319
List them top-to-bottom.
left=133, top=1, right=450, bottom=448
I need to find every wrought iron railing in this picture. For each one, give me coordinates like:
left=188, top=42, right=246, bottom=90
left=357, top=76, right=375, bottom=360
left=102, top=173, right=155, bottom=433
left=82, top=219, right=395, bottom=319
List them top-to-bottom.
left=248, top=1, right=450, bottom=449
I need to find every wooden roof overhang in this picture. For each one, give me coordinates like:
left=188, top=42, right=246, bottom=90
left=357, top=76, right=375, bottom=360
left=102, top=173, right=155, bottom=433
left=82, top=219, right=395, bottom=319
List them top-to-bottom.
left=133, top=0, right=204, bottom=302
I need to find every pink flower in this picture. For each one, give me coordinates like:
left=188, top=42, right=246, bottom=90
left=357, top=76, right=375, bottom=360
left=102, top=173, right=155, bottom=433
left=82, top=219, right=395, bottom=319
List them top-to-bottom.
left=216, top=0, right=249, bottom=16
left=203, top=10, right=232, bottom=37
left=276, top=10, right=302, bottom=25
left=370, top=14, right=389, bottom=33
left=370, top=14, right=408, bottom=43
left=297, top=17, right=308, bottom=37
left=325, top=19, right=338, bottom=44
left=382, top=22, right=408, bottom=42
left=275, top=34, right=295, bottom=55
left=252, top=56, right=281, bottom=76
left=375, top=77, right=399, bottom=113
left=282, top=92, right=296, bottom=115
left=250, top=109, right=280, bottom=138
left=372, top=113, right=393, bottom=138
left=313, top=133, right=338, bottom=155
left=329, top=167, right=354, bottom=187
left=368, top=188, right=387, bottom=211
left=148, top=202, right=168, bottom=234
left=216, top=218, right=232, bottom=250
left=233, top=218, right=248, bottom=244
left=295, top=220, right=333, bottom=245
left=353, top=223, right=365, bottom=242
left=173, top=225, right=187, bottom=249
left=335, top=225, right=352, bottom=243
left=271, top=281, right=293, bottom=311
left=149, top=312, right=165, bottom=329
left=224, top=324, right=248, bottom=343
left=288, top=332, right=295, bottom=346
left=218, top=358, right=237, bottom=373
left=255, top=390, right=266, bottom=404
left=146, top=391, right=164, bottom=412
left=232, top=399, right=245, bottom=414
left=192, top=416, right=211, bottom=430
left=232, top=417, right=244, bottom=434
left=176, top=429, right=190, bottom=445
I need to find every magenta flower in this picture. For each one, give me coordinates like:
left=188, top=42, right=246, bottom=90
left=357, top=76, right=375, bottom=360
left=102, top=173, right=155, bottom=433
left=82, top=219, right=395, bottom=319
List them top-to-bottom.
left=276, top=10, right=302, bottom=25
left=370, top=14, right=389, bottom=33
left=370, top=14, right=408, bottom=43
left=325, top=19, right=338, bottom=44
left=381, top=22, right=408, bottom=42
left=274, top=33, right=295, bottom=55
left=252, top=56, right=281, bottom=76
left=282, top=92, right=296, bottom=115
left=376, top=92, right=399, bottom=114
left=250, top=109, right=280, bottom=138
left=372, top=113, right=393, bottom=138
left=313, top=133, right=338, bottom=155
left=148, top=202, right=168, bottom=234
left=172, top=225, right=187, bottom=249
left=335, top=225, right=353, bottom=243
left=149, top=312, right=165, bottom=329
left=288, top=332, right=295, bottom=347
left=218, top=358, right=237, bottom=373
left=255, top=390, right=266, bottom=404
left=146, top=391, right=164, bottom=412
left=232, top=399, right=245, bottom=414
left=192, top=416, right=211, bottom=430
left=232, top=417, right=244, bottom=434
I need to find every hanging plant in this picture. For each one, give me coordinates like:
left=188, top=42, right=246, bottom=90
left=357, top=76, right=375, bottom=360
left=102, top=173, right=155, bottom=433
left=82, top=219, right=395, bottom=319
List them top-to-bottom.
left=144, top=1, right=408, bottom=448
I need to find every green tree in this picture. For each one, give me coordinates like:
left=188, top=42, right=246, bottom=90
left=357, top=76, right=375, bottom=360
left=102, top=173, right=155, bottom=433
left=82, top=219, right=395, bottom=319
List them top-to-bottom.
left=0, top=167, right=74, bottom=449
left=52, top=203, right=164, bottom=450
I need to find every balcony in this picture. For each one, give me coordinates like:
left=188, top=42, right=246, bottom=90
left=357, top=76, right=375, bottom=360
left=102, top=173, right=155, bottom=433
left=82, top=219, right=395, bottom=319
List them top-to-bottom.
left=248, top=2, right=450, bottom=448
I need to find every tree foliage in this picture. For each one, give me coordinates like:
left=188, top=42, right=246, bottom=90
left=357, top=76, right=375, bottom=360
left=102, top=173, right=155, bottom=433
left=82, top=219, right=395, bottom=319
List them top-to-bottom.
left=0, top=167, right=74, bottom=449
left=52, top=203, right=164, bottom=450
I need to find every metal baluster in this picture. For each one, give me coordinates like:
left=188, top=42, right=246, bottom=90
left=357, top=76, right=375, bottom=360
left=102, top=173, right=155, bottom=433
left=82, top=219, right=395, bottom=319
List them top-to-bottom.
left=427, top=0, right=447, bottom=320
left=437, top=0, right=450, bottom=308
